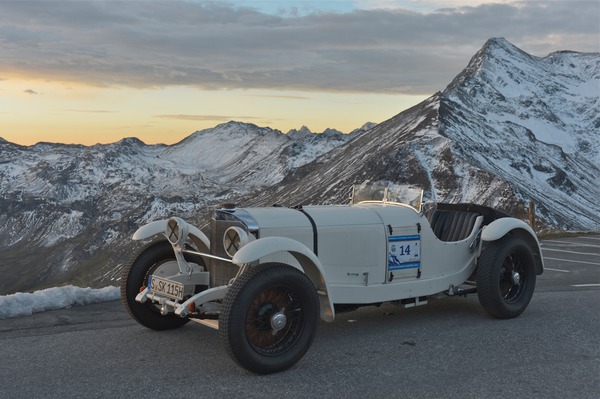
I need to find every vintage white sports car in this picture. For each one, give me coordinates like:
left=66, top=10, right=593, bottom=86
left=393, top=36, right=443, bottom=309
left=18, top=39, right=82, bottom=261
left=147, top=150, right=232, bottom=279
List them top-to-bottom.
left=121, top=185, right=544, bottom=374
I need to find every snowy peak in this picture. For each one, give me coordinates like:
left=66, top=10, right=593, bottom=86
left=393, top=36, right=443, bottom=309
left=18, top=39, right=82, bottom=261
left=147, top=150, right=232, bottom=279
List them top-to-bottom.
left=443, top=37, right=599, bottom=163
left=446, top=37, right=535, bottom=92
left=481, top=37, right=534, bottom=61
left=254, top=39, right=598, bottom=231
left=439, top=39, right=600, bottom=229
left=183, top=120, right=284, bottom=144
left=350, top=122, right=378, bottom=135
left=287, top=125, right=313, bottom=139
left=287, top=125, right=347, bottom=140
left=320, top=128, right=344, bottom=136
left=115, top=137, right=146, bottom=147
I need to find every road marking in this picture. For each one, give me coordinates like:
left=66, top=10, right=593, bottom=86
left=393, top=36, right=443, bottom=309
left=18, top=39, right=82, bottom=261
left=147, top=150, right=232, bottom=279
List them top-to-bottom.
left=579, top=237, right=600, bottom=241
left=542, top=240, right=600, bottom=248
left=541, top=248, right=599, bottom=256
left=542, top=256, right=600, bottom=266
left=544, top=267, right=569, bottom=273
left=571, top=284, right=600, bottom=287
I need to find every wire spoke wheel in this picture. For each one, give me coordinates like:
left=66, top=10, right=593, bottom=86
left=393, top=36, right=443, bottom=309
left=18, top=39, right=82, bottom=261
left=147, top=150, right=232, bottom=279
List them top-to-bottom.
left=477, top=235, right=537, bottom=319
left=499, top=252, right=528, bottom=303
left=220, top=263, right=319, bottom=374
left=245, top=286, right=303, bottom=356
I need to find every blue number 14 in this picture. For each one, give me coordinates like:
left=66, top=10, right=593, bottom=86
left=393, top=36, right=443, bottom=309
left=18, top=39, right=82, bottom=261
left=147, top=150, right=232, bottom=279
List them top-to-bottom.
left=399, top=245, right=411, bottom=256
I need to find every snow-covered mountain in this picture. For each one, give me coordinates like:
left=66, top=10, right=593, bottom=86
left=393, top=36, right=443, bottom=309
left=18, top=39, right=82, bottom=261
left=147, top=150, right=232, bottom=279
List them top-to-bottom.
left=0, top=38, right=598, bottom=295
left=251, top=38, right=599, bottom=230
left=441, top=38, right=599, bottom=228
left=0, top=123, right=359, bottom=294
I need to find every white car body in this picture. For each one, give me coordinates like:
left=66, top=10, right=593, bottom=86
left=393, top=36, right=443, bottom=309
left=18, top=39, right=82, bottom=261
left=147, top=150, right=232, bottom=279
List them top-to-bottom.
left=121, top=186, right=544, bottom=374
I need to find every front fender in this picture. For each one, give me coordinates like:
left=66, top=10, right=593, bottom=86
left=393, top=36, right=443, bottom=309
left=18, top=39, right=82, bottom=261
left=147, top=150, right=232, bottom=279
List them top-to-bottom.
left=481, top=218, right=544, bottom=274
left=132, top=219, right=210, bottom=253
left=232, top=236, right=335, bottom=322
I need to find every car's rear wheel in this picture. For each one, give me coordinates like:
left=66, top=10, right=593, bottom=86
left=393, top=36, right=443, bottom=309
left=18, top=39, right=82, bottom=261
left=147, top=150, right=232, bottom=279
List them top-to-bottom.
left=476, top=235, right=537, bottom=319
left=121, top=240, right=192, bottom=330
left=220, top=263, right=319, bottom=374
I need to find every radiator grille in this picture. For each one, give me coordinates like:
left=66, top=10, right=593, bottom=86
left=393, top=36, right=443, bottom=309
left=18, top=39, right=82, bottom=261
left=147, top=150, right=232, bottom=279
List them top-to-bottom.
left=209, top=211, right=248, bottom=287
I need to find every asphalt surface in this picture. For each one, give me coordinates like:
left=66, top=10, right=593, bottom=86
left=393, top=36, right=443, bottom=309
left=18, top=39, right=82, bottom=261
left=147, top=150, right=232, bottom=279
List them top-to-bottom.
left=1, top=235, right=598, bottom=398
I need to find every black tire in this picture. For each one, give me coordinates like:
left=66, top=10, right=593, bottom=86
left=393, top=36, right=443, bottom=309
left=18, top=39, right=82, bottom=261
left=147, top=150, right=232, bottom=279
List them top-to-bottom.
left=476, top=235, right=537, bottom=319
left=120, top=240, right=191, bottom=331
left=220, top=263, right=319, bottom=374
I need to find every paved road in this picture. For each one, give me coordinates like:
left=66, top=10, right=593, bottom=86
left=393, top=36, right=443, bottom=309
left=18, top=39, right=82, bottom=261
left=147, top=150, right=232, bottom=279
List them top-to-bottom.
left=1, top=236, right=598, bottom=398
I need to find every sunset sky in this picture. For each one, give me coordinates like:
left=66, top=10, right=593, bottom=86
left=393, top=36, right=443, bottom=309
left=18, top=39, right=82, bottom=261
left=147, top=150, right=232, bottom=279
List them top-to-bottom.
left=1, top=0, right=598, bottom=146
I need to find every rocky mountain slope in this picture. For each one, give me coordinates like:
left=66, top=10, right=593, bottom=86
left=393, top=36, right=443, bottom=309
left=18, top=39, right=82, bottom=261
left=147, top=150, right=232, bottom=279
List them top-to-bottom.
left=0, top=38, right=598, bottom=294
left=251, top=38, right=599, bottom=230
left=0, top=124, right=358, bottom=294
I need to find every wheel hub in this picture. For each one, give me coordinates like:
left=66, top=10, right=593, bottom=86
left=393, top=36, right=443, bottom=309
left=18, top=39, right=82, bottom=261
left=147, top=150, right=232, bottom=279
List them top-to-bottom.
left=511, top=271, right=521, bottom=285
left=270, top=310, right=287, bottom=332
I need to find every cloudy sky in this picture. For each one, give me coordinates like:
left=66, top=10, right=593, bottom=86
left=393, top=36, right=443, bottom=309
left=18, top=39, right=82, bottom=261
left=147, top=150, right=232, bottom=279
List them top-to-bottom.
left=1, top=0, right=598, bottom=145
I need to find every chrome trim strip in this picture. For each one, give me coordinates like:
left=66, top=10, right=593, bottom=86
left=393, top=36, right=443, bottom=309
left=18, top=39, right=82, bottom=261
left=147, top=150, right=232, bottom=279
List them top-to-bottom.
left=217, top=208, right=260, bottom=233
left=181, top=249, right=234, bottom=263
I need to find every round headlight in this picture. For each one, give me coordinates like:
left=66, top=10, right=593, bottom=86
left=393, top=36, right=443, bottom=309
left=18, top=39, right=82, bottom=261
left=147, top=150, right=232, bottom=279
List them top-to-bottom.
left=166, top=217, right=188, bottom=246
left=223, top=226, right=249, bottom=257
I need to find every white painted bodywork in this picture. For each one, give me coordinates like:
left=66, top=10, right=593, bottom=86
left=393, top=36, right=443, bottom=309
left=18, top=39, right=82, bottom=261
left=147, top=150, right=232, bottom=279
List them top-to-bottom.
left=133, top=200, right=541, bottom=324
left=231, top=204, right=484, bottom=305
left=481, top=217, right=544, bottom=273
left=482, top=217, right=540, bottom=246
left=132, top=218, right=210, bottom=252
left=232, top=236, right=334, bottom=321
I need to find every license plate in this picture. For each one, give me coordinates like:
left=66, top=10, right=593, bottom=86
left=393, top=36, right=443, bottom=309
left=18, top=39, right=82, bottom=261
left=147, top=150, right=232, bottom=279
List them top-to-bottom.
left=148, top=275, right=184, bottom=301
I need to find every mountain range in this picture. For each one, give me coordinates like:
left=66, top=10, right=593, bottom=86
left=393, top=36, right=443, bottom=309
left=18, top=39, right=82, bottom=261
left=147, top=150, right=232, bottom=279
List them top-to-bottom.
left=1, top=38, right=598, bottom=295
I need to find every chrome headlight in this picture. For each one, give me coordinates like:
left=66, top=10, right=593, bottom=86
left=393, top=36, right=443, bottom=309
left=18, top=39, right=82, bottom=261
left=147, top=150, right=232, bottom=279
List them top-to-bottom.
left=166, top=217, right=189, bottom=246
left=223, top=226, right=249, bottom=257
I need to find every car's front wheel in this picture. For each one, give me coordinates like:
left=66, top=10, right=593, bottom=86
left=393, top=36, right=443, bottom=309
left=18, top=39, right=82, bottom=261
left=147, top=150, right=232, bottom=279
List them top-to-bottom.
left=476, top=235, right=537, bottom=319
left=121, top=240, right=192, bottom=330
left=220, top=263, right=319, bottom=374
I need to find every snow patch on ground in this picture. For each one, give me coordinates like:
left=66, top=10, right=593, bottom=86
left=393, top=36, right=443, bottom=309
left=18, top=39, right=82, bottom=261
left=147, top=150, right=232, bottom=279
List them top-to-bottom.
left=0, top=285, right=120, bottom=319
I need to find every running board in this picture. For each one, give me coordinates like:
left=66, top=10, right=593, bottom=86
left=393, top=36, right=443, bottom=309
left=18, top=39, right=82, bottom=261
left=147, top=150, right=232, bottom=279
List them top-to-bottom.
left=190, top=318, right=219, bottom=330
